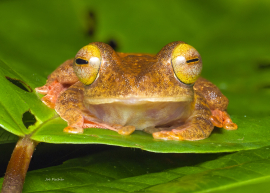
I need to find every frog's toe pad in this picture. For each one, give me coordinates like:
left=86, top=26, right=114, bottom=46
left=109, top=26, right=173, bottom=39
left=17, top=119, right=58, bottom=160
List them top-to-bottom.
left=35, top=85, right=49, bottom=94
left=41, top=95, right=56, bottom=109
left=211, top=109, right=238, bottom=130
left=224, top=122, right=238, bottom=130
left=118, top=125, right=136, bottom=135
left=63, top=126, right=84, bottom=134
left=152, top=131, right=184, bottom=141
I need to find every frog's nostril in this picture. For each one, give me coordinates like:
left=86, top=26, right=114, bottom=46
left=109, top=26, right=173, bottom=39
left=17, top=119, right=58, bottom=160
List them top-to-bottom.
left=5, top=76, right=32, bottom=92
left=22, top=110, right=37, bottom=129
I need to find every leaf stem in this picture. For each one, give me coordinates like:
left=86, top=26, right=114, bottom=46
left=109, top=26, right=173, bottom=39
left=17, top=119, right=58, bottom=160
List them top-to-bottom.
left=1, top=136, right=38, bottom=193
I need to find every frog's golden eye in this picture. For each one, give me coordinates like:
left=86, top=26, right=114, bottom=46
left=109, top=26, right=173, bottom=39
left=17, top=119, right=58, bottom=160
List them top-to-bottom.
left=171, top=43, right=202, bottom=85
left=73, top=44, right=101, bottom=85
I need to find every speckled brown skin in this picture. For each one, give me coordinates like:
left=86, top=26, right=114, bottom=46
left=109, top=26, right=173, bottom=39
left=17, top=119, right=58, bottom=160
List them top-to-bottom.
left=35, top=42, right=237, bottom=141
left=82, top=42, right=193, bottom=104
left=35, top=59, right=78, bottom=108
left=194, top=77, right=228, bottom=110
left=194, top=77, right=237, bottom=131
left=152, top=78, right=237, bottom=140
left=55, top=81, right=135, bottom=135
left=152, top=91, right=213, bottom=140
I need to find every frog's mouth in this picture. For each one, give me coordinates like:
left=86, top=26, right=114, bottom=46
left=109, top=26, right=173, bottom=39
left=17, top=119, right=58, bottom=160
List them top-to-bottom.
left=84, top=96, right=193, bottom=105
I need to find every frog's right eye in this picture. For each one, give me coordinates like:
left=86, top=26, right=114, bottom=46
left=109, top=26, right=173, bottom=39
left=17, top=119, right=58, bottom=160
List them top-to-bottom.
left=171, top=43, right=202, bottom=85
left=73, top=44, right=101, bottom=85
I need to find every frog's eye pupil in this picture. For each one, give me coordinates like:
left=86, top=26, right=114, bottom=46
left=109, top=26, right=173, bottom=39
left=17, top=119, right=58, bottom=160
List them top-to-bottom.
left=76, top=58, right=88, bottom=65
left=186, top=58, right=199, bottom=64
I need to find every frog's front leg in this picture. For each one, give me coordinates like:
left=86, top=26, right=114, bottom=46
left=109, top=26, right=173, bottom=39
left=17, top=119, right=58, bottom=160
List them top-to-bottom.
left=35, top=59, right=79, bottom=108
left=194, top=77, right=237, bottom=130
left=56, top=82, right=135, bottom=135
left=152, top=93, right=214, bottom=141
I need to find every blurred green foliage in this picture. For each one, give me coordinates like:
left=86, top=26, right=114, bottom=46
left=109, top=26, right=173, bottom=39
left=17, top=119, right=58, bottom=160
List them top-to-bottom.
left=0, top=0, right=270, bottom=192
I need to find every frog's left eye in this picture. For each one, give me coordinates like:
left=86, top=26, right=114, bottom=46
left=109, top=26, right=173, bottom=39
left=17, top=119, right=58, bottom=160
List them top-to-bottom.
left=171, top=43, right=202, bottom=85
left=73, top=44, right=101, bottom=85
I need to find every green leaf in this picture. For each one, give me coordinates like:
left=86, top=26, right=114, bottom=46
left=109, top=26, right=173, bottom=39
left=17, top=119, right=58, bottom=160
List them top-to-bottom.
left=0, top=0, right=269, bottom=153
left=0, top=60, right=55, bottom=136
left=30, top=115, right=270, bottom=153
left=0, top=127, right=18, bottom=144
left=1, top=146, right=269, bottom=192
left=144, top=146, right=270, bottom=193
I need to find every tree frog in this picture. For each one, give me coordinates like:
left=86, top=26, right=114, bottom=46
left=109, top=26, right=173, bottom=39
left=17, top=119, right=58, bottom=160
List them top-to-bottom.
left=36, top=42, right=237, bottom=141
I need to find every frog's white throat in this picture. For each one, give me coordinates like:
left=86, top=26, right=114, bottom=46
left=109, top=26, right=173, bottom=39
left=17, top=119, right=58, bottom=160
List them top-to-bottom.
left=84, top=99, right=193, bottom=130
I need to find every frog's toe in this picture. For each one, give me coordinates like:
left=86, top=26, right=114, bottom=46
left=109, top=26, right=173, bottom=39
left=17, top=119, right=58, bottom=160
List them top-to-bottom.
left=37, top=80, right=65, bottom=109
left=35, top=85, right=49, bottom=94
left=41, top=95, right=56, bottom=109
left=211, top=109, right=238, bottom=130
left=223, top=112, right=238, bottom=130
left=209, top=115, right=223, bottom=128
left=83, top=121, right=135, bottom=135
left=153, top=122, right=213, bottom=141
left=224, top=122, right=238, bottom=130
left=117, top=125, right=136, bottom=135
left=63, top=126, right=84, bottom=134
left=152, top=131, right=184, bottom=141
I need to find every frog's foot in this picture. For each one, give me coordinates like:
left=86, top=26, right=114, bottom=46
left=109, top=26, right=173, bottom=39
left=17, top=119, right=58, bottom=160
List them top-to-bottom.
left=36, top=80, right=66, bottom=109
left=210, top=109, right=237, bottom=130
left=63, top=115, right=135, bottom=135
left=152, top=115, right=214, bottom=141
left=84, top=120, right=135, bottom=135
left=110, top=124, right=136, bottom=135
left=153, top=125, right=210, bottom=141
left=63, top=126, right=84, bottom=134
left=143, top=126, right=172, bottom=134
left=153, top=130, right=184, bottom=141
